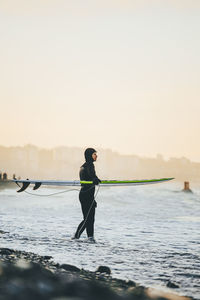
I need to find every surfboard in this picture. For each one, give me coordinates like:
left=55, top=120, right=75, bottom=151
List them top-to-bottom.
left=13, top=178, right=174, bottom=193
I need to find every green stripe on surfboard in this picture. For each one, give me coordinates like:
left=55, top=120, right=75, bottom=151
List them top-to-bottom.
left=80, top=178, right=174, bottom=184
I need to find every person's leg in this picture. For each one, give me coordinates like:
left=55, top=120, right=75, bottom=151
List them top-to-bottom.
left=74, top=190, right=96, bottom=239
left=74, top=199, right=88, bottom=238
left=86, top=205, right=95, bottom=238
left=74, top=220, right=85, bottom=238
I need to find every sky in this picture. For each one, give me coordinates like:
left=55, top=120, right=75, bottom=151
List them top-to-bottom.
left=0, top=0, right=200, bottom=161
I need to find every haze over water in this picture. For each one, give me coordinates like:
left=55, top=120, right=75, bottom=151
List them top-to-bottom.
left=0, top=182, right=200, bottom=299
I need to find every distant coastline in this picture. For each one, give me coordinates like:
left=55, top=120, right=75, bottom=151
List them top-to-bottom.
left=0, top=144, right=200, bottom=183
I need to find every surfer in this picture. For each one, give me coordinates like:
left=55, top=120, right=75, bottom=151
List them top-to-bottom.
left=73, top=148, right=101, bottom=242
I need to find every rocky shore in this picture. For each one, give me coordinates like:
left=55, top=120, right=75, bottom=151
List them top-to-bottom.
left=0, top=180, right=16, bottom=190
left=0, top=248, right=191, bottom=300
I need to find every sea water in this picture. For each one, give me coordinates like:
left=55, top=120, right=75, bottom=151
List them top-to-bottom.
left=0, top=182, right=200, bottom=299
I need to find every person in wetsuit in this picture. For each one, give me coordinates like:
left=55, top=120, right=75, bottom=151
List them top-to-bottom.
left=73, top=148, right=101, bottom=241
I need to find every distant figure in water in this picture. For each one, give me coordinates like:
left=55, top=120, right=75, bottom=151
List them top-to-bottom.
left=73, top=148, right=101, bottom=242
left=3, top=173, right=7, bottom=180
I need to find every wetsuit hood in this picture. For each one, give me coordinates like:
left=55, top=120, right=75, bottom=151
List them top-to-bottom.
left=84, top=148, right=97, bottom=162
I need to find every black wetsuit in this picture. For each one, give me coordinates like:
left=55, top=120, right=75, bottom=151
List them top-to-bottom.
left=75, top=161, right=100, bottom=238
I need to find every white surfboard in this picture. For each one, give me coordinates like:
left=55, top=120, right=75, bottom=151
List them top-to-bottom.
left=13, top=178, right=174, bottom=192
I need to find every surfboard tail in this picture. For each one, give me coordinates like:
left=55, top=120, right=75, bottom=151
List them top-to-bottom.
left=15, top=180, right=42, bottom=192
left=17, top=181, right=30, bottom=192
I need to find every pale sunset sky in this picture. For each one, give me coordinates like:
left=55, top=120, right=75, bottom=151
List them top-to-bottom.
left=0, top=0, right=200, bottom=161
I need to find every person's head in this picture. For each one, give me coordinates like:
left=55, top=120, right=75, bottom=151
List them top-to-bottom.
left=84, top=148, right=97, bottom=162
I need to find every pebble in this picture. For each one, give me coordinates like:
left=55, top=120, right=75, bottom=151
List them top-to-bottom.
left=60, top=264, right=80, bottom=272
left=96, top=266, right=111, bottom=275
left=167, top=280, right=180, bottom=289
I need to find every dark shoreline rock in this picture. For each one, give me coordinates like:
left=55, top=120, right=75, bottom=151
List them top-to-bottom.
left=0, top=248, right=191, bottom=300
left=60, top=263, right=81, bottom=272
left=96, top=265, right=111, bottom=275
left=167, top=280, right=180, bottom=289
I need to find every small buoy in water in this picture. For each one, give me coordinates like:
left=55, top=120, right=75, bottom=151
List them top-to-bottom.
left=183, top=181, right=192, bottom=193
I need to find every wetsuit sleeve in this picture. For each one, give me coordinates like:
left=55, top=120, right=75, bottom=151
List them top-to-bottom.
left=87, top=164, right=101, bottom=185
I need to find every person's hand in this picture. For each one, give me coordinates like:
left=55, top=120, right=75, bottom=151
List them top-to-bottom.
left=93, top=178, right=101, bottom=185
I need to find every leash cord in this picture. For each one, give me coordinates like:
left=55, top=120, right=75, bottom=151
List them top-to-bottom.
left=15, top=182, right=96, bottom=197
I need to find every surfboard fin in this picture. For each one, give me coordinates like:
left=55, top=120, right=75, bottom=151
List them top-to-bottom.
left=17, top=181, right=30, bottom=193
left=33, top=182, right=42, bottom=190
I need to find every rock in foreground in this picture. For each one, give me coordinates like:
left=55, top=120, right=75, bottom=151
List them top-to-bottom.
left=0, top=248, right=191, bottom=300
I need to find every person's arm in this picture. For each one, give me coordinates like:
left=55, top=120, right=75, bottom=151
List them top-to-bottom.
left=87, top=164, right=101, bottom=185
